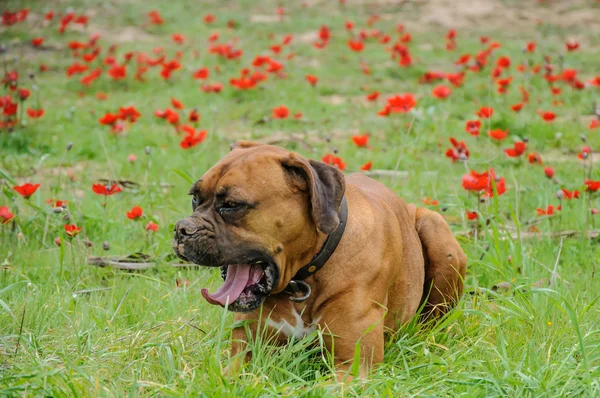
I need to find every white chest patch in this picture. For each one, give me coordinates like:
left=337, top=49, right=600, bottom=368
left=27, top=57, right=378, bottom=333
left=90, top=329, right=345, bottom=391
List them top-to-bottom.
left=267, top=308, right=319, bottom=340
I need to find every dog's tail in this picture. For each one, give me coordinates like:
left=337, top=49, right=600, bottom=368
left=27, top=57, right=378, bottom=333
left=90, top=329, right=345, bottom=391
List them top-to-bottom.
left=414, top=207, right=467, bottom=319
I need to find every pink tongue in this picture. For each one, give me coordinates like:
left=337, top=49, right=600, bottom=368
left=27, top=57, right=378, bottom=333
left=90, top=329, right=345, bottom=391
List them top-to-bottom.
left=201, top=264, right=251, bottom=307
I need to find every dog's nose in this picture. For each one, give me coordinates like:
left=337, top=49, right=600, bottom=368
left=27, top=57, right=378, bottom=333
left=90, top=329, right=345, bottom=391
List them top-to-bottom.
left=175, top=219, right=198, bottom=238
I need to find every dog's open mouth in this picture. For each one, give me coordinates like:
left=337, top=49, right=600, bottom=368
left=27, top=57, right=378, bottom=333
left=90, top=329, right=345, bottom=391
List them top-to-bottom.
left=201, top=261, right=277, bottom=312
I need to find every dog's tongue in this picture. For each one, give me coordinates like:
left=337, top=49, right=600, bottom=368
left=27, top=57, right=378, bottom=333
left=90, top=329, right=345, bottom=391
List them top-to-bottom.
left=201, top=264, right=251, bottom=307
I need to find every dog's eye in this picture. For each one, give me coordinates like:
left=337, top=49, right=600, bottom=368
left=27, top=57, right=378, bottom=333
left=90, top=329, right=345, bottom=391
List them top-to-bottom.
left=191, top=196, right=199, bottom=210
left=217, top=201, right=244, bottom=216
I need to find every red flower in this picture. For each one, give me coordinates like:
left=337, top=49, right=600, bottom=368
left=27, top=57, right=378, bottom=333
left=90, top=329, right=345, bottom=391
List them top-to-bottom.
left=148, top=10, right=164, bottom=25
left=204, top=14, right=215, bottom=24
left=172, top=33, right=185, bottom=45
left=31, top=37, right=44, bottom=47
left=348, top=39, right=364, bottom=52
left=565, top=40, right=579, bottom=52
left=526, top=41, right=536, bottom=53
left=455, top=54, right=470, bottom=65
left=496, top=56, right=511, bottom=68
left=108, top=64, right=127, bottom=80
left=193, top=67, right=209, bottom=80
left=305, top=74, right=318, bottom=86
left=432, top=85, right=452, bottom=99
left=18, top=88, right=30, bottom=101
left=366, top=91, right=380, bottom=101
left=378, top=94, right=416, bottom=116
left=171, top=98, right=184, bottom=110
left=511, top=103, right=524, bottom=112
left=272, top=105, right=290, bottom=119
left=118, top=106, right=142, bottom=123
left=477, top=106, right=493, bottom=119
left=26, top=108, right=44, bottom=118
left=188, top=109, right=200, bottom=123
left=540, top=111, right=556, bottom=122
left=99, top=112, right=119, bottom=125
left=590, top=119, right=600, bottom=130
left=465, top=120, right=481, bottom=136
left=180, top=127, right=207, bottom=149
left=488, top=129, right=509, bottom=141
left=352, top=134, right=369, bottom=147
left=445, top=137, right=469, bottom=162
left=504, top=141, right=527, bottom=157
left=578, top=146, right=592, bottom=160
left=527, top=152, right=542, bottom=164
left=322, top=154, right=346, bottom=170
left=360, top=161, right=372, bottom=171
left=544, top=167, right=555, bottom=179
left=462, top=169, right=506, bottom=197
left=585, top=180, right=600, bottom=192
left=13, top=183, right=40, bottom=198
left=92, top=184, right=122, bottom=196
left=560, top=188, right=579, bottom=199
left=422, top=197, right=439, bottom=206
left=47, top=199, right=68, bottom=208
left=536, top=205, right=559, bottom=216
left=0, top=206, right=14, bottom=224
left=126, top=206, right=143, bottom=220
left=466, top=211, right=478, bottom=220
left=146, top=221, right=159, bottom=232
left=64, top=224, right=82, bottom=237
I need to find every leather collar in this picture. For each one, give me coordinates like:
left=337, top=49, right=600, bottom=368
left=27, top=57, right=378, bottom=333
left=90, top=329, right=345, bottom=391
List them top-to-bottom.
left=283, top=195, right=348, bottom=302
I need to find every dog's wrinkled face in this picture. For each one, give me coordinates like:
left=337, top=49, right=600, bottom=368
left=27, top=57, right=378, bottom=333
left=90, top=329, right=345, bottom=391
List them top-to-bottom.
left=173, top=142, right=345, bottom=313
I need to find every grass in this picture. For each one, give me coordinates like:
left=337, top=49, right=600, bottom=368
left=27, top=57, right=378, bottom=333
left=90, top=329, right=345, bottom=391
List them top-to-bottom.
left=1, top=0, right=600, bottom=395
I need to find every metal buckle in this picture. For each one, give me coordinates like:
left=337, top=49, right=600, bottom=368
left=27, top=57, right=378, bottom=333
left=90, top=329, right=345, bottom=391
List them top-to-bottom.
left=287, top=280, right=311, bottom=302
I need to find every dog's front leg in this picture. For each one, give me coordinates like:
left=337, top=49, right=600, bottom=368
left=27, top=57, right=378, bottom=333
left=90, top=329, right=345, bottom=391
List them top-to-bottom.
left=225, top=314, right=255, bottom=376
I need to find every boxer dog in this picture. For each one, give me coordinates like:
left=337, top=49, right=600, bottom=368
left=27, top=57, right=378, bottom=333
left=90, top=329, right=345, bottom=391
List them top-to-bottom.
left=173, top=141, right=466, bottom=379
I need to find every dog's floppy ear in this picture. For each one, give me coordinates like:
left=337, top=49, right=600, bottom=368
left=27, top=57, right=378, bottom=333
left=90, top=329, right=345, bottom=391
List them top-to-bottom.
left=230, top=140, right=263, bottom=151
left=281, top=153, right=346, bottom=234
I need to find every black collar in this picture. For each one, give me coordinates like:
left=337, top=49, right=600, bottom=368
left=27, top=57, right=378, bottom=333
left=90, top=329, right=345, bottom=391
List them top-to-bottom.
left=283, top=195, right=348, bottom=302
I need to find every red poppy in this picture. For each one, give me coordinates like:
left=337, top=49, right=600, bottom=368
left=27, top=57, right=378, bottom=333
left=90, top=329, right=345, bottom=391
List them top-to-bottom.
left=45, top=10, right=54, bottom=21
left=148, top=10, right=164, bottom=25
left=204, top=14, right=215, bottom=24
left=172, top=33, right=185, bottom=45
left=31, top=37, right=44, bottom=47
left=348, top=39, right=364, bottom=52
left=565, top=40, right=579, bottom=52
left=526, top=41, right=536, bottom=53
left=455, top=54, right=470, bottom=65
left=108, top=64, right=126, bottom=80
left=193, top=67, right=209, bottom=80
left=305, top=74, right=318, bottom=86
left=201, top=83, right=222, bottom=93
left=432, top=85, right=452, bottom=99
left=520, top=86, right=530, bottom=103
left=18, top=88, right=30, bottom=101
left=366, top=91, right=380, bottom=101
left=378, top=94, right=416, bottom=116
left=171, top=98, right=184, bottom=110
left=511, top=103, right=524, bottom=112
left=272, top=105, right=290, bottom=119
left=118, top=106, right=142, bottom=123
left=477, top=106, right=493, bottom=119
left=26, top=108, right=44, bottom=118
left=188, top=109, right=200, bottom=123
left=540, top=111, right=556, bottom=122
left=99, top=112, right=119, bottom=125
left=293, top=112, right=303, bottom=119
left=589, top=119, right=599, bottom=130
left=465, top=120, right=481, bottom=136
left=180, top=127, right=207, bottom=149
left=488, top=129, right=509, bottom=141
left=352, top=134, right=369, bottom=148
left=445, top=137, right=469, bottom=162
left=504, top=141, right=527, bottom=157
left=578, top=146, right=592, bottom=160
left=527, top=152, right=542, bottom=164
left=322, top=154, right=346, bottom=170
left=360, top=161, right=372, bottom=171
left=544, top=167, right=555, bottom=179
left=462, top=169, right=506, bottom=197
left=585, top=180, right=600, bottom=192
left=13, top=183, right=40, bottom=198
left=92, top=184, right=122, bottom=196
left=560, top=188, right=579, bottom=199
left=422, top=197, right=439, bottom=206
left=47, top=199, right=68, bottom=208
left=536, top=205, right=559, bottom=216
left=0, top=206, right=14, bottom=224
left=126, top=206, right=143, bottom=220
left=466, top=211, right=478, bottom=220
left=146, top=221, right=159, bottom=232
left=64, top=224, right=82, bottom=237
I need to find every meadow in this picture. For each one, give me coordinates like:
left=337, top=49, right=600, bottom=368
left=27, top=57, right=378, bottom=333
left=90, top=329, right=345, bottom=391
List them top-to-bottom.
left=1, top=0, right=600, bottom=396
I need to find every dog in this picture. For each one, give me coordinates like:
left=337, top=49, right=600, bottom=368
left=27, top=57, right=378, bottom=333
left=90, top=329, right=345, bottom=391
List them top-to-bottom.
left=173, top=141, right=466, bottom=379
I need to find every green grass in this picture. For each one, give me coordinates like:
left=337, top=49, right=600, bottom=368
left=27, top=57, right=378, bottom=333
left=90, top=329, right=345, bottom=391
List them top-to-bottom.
left=1, top=0, right=600, bottom=395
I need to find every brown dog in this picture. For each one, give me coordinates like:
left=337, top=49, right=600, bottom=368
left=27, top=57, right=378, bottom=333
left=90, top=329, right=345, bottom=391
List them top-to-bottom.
left=173, top=141, right=466, bottom=379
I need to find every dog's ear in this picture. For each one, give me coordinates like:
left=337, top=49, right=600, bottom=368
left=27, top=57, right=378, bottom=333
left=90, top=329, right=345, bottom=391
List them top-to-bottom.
left=230, top=140, right=263, bottom=151
left=281, top=153, right=346, bottom=234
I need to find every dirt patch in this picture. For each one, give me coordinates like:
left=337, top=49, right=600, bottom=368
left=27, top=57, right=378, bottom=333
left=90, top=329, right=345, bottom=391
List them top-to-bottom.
left=250, top=15, right=287, bottom=23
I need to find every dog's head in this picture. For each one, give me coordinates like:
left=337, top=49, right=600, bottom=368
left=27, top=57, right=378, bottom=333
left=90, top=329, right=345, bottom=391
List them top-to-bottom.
left=173, top=141, right=345, bottom=312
